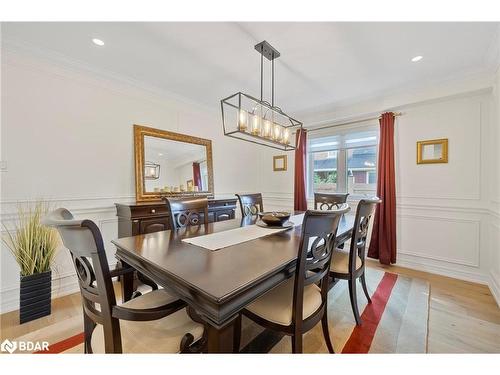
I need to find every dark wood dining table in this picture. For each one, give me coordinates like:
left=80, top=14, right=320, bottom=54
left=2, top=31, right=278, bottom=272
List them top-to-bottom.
left=112, top=212, right=355, bottom=353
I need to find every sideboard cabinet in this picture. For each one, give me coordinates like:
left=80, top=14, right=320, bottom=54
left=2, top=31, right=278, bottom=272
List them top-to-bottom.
left=115, top=198, right=237, bottom=238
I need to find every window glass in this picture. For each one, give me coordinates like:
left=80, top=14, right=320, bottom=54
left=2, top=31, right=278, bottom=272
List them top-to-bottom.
left=308, top=127, right=378, bottom=197
left=346, top=146, right=377, bottom=195
left=312, top=150, right=338, bottom=193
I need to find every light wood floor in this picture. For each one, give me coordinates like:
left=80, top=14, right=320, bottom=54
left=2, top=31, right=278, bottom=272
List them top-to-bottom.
left=1, top=261, right=499, bottom=353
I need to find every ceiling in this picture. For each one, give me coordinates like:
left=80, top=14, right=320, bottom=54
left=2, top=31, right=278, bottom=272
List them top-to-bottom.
left=3, top=22, right=499, bottom=114
left=145, top=136, right=205, bottom=165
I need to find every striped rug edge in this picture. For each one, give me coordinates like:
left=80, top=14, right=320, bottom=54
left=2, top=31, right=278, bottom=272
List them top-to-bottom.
left=341, top=272, right=399, bottom=353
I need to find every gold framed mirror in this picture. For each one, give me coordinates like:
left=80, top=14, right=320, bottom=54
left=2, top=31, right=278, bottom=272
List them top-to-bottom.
left=134, top=125, right=214, bottom=202
left=417, top=138, right=448, bottom=164
left=273, top=155, right=287, bottom=171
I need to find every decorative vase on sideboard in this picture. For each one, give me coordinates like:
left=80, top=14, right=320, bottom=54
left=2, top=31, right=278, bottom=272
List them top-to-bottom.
left=19, top=270, right=52, bottom=324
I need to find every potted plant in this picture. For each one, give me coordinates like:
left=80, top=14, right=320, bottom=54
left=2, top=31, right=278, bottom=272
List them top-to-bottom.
left=2, top=202, right=58, bottom=324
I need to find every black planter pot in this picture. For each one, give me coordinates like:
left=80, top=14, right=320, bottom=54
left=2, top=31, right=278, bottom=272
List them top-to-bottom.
left=19, top=270, right=52, bottom=324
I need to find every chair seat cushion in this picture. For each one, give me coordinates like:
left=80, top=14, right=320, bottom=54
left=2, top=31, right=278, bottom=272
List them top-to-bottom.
left=331, top=250, right=362, bottom=274
left=244, top=278, right=322, bottom=326
left=120, top=289, right=179, bottom=309
left=90, top=308, right=203, bottom=353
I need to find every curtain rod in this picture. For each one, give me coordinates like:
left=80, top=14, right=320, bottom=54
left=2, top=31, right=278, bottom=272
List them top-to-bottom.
left=304, top=112, right=402, bottom=133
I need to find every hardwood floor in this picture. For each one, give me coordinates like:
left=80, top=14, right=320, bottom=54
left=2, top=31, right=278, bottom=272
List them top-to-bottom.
left=367, top=260, right=500, bottom=353
left=1, top=262, right=499, bottom=353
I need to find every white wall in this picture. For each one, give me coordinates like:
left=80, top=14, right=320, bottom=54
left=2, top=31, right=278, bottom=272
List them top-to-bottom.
left=0, top=47, right=260, bottom=313
left=488, top=67, right=500, bottom=305
left=258, top=88, right=498, bottom=301
left=174, top=161, right=196, bottom=190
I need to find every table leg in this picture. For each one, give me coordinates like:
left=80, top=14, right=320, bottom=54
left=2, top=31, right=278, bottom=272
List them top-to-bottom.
left=120, top=261, right=134, bottom=303
left=206, top=318, right=238, bottom=353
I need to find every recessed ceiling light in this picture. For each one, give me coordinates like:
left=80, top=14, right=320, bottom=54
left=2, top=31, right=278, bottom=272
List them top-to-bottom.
left=92, top=38, right=105, bottom=46
left=411, top=55, right=423, bottom=62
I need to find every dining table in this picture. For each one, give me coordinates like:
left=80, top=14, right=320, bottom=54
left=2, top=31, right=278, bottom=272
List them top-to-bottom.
left=111, top=211, right=355, bottom=353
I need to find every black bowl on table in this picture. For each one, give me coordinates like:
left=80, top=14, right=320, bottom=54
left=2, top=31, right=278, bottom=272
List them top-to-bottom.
left=258, top=211, right=291, bottom=227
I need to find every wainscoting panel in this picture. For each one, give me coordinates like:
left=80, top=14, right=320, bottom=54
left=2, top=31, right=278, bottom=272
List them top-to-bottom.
left=397, top=214, right=481, bottom=268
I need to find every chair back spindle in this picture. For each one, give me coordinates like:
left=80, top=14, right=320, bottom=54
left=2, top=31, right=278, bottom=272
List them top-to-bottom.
left=236, top=193, right=264, bottom=217
left=314, top=193, right=349, bottom=210
left=165, top=197, right=209, bottom=230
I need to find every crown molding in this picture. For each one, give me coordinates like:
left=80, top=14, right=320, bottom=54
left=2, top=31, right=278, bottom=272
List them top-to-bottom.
left=297, top=71, right=495, bottom=126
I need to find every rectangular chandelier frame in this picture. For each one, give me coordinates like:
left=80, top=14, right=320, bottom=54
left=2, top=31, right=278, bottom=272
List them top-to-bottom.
left=221, top=40, right=303, bottom=151
left=221, top=92, right=303, bottom=151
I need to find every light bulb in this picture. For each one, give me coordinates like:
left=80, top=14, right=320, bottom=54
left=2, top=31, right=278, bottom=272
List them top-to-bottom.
left=238, top=110, right=247, bottom=131
left=251, top=115, right=261, bottom=135
left=263, top=120, right=271, bottom=138
left=273, top=124, right=282, bottom=141
left=283, top=128, right=290, bottom=144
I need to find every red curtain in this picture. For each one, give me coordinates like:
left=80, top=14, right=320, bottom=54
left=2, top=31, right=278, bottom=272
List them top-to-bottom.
left=368, top=112, right=397, bottom=265
left=294, top=129, right=308, bottom=211
left=192, top=162, right=202, bottom=189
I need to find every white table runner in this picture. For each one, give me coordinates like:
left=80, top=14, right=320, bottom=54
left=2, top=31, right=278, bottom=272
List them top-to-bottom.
left=182, top=214, right=305, bottom=251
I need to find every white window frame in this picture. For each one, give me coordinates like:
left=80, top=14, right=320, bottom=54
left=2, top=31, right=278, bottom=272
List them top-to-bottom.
left=307, top=123, right=379, bottom=200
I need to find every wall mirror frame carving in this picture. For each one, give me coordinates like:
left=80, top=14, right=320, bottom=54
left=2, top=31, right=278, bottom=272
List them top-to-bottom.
left=134, top=124, right=214, bottom=202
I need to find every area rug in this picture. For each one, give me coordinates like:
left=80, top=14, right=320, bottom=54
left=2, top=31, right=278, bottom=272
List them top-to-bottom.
left=10, top=269, right=429, bottom=354
left=240, top=269, right=430, bottom=353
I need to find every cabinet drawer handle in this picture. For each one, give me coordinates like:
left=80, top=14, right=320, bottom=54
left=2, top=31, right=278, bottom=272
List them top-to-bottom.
left=151, top=209, right=156, bottom=213
left=133, top=220, right=139, bottom=223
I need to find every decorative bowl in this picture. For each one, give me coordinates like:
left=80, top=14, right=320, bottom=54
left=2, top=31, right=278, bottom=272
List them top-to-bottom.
left=258, top=211, right=291, bottom=226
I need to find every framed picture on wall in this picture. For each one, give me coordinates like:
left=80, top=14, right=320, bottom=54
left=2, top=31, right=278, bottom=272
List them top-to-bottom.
left=417, top=138, right=448, bottom=164
left=273, top=155, right=287, bottom=171
left=186, top=179, right=194, bottom=189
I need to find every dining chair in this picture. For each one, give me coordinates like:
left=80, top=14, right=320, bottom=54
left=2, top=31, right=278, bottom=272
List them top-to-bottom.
left=314, top=192, right=349, bottom=210
left=235, top=193, right=264, bottom=217
left=166, top=197, right=209, bottom=229
left=329, top=198, right=381, bottom=325
left=235, top=205, right=350, bottom=353
left=43, top=208, right=206, bottom=353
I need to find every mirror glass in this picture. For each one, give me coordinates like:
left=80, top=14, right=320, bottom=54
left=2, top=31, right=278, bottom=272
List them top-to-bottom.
left=143, top=136, right=209, bottom=193
left=422, top=143, right=442, bottom=160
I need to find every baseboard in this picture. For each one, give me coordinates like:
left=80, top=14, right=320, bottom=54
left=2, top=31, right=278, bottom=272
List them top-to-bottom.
left=396, top=255, right=488, bottom=285
left=489, top=271, right=500, bottom=307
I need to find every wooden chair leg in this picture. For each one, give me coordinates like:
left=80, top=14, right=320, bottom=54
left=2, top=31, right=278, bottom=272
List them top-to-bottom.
left=137, top=272, right=158, bottom=290
left=360, top=273, right=372, bottom=303
left=348, top=279, right=362, bottom=325
left=321, top=311, right=335, bottom=353
left=83, top=312, right=96, bottom=354
left=233, top=315, right=242, bottom=353
left=291, top=334, right=303, bottom=353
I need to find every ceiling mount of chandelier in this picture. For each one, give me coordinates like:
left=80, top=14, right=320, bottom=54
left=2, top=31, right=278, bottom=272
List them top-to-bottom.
left=221, top=41, right=303, bottom=151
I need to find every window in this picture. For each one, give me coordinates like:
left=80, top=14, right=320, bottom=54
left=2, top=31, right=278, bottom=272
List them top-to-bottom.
left=308, top=128, right=378, bottom=198
left=312, top=150, right=338, bottom=192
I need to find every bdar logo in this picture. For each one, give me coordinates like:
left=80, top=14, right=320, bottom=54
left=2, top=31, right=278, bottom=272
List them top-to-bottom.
left=0, top=339, right=48, bottom=353
left=1, top=339, right=17, bottom=353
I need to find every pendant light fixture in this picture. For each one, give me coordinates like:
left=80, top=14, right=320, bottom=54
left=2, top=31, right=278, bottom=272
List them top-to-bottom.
left=221, top=41, right=303, bottom=151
